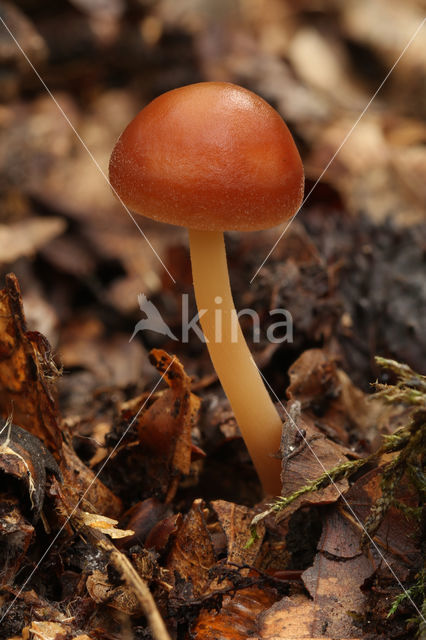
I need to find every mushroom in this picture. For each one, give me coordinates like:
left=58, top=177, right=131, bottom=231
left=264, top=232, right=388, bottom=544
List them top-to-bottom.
left=109, top=82, right=304, bottom=495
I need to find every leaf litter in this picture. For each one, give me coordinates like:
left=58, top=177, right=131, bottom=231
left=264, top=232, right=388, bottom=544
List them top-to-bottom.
left=0, top=1, right=425, bottom=639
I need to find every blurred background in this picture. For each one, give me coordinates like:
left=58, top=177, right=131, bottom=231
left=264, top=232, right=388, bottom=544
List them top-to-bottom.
left=0, top=0, right=425, bottom=414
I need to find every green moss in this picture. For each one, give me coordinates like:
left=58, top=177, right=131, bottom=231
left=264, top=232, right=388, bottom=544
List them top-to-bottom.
left=388, top=568, right=425, bottom=638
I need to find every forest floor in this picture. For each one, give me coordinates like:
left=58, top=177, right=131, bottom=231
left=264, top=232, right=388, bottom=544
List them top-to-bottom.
left=0, top=1, right=425, bottom=638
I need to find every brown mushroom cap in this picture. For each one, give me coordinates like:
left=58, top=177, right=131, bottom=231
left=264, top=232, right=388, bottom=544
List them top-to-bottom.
left=109, top=82, right=304, bottom=232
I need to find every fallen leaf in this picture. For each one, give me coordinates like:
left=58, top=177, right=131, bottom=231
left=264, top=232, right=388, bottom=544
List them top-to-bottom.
left=341, top=0, right=425, bottom=74
left=0, top=2, right=46, bottom=71
left=0, top=217, right=66, bottom=266
left=0, top=274, right=62, bottom=457
left=59, top=316, right=148, bottom=389
left=286, top=348, right=391, bottom=446
left=135, top=349, right=201, bottom=501
left=278, top=403, right=352, bottom=520
left=0, top=420, right=61, bottom=521
left=59, top=442, right=123, bottom=520
left=341, top=466, right=422, bottom=577
left=118, top=497, right=171, bottom=547
left=118, top=498, right=181, bottom=555
left=167, top=499, right=216, bottom=597
left=211, top=500, right=265, bottom=568
left=300, top=510, right=373, bottom=639
left=144, top=512, right=181, bottom=553
left=86, top=569, right=141, bottom=615
left=192, top=585, right=279, bottom=640
left=0, top=588, right=71, bottom=638
left=258, top=592, right=361, bottom=639
left=21, top=620, right=71, bottom=640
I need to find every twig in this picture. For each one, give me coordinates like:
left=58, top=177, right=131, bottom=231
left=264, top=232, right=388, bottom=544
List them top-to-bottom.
left=72, top=510, right=171, bottom=640
left=99, top=539, right=171, bottom=640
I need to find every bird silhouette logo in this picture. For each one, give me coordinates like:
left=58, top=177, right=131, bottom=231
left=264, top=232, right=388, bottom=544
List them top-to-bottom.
left=130, top=294, right=178, bottom=342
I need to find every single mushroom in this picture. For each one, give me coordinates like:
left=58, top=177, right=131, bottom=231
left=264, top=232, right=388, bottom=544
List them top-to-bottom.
left=109, top=82, right=304, bottom=495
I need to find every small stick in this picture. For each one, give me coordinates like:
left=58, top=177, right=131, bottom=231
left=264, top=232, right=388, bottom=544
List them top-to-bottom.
left=73, top=511, right=171, bottom=640
left=100, top=541, right=171, bottom=640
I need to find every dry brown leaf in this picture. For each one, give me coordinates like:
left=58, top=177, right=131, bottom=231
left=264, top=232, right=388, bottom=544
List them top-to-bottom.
left=341, top=0, right=425, bottom=72
left=0, top=2, right=47, bottom=70
left=288, top=27, right=363, bottom=108
left=26, top=89, right=169, bottom=298
left=307, top=116, right=425, bottom=226
left=0, top=217, right=66, bottom=266
left=0, top=274, right=62, bottom=456
left=286, top=348, right=388, bottom=446
left=135, top=349, right=201, bottom=501
left=270, top=349, right=382, bottom=520
left=279, top=408, right=352, bottom=519
left=0, top=420, right=60, bottom=521
left=60, top=442, right=122, bottom=520
left=257, top=462, right=422, bottom=638
left=341, top=466, right=422, bottom=575
left=118, top=497, right=171, bottom=548
left=167, top=498, right=216, bottom=597
left=211, top=500, right=265, bottom=569
left=317, top=509, right=361, bottom=559
left=300, top=510, right=373, bottom=639
left=145, top=513, right=181, bottom=553
left=301, top=553, right=371, bottom=638
left=86, top=569, right=141, bottom=615
left=192, top=585, right=279, bottom=640
left=258, top=591, right=361, bottom=639
left=21, top=620, right=72, bottom=640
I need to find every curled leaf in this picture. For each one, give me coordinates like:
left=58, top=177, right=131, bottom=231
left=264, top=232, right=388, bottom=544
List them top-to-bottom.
left=0, top=274, right=62, bottom=457
left=135, top=349, right=201, bottom=501
left=0, top=419, right=61, bottom=521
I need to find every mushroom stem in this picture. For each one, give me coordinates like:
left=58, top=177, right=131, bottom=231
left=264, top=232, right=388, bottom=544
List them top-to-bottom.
left=189, top=229, right=282, bottom=495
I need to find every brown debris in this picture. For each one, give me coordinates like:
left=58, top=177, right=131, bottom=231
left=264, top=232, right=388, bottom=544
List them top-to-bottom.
left=0, top=1, right=424, bottom=636
left=0, top=274, right=62, bottom=456
left=285, top=348, right=401, bottom=449
left=135, top=349, right=201, bottom=502
left=279, top=406, right=352, bottom=518
left=0, top=420, right=60, bottom=522
left=60, top=441, right=123, bottom=520
left=341, top=466, right=422, bottom=576
left=0, top=496, right=34, bottom=587
left=166, top=499, right=216, bottom=598
left=211, top=500, right=265, bottom=569
left=300, top=511, right=374, bottom=639
left=86, top=569, right=142, bottom=615
left=192, top=586, right=279, bottom=640
left=257, top=592, right=362, bottom=639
